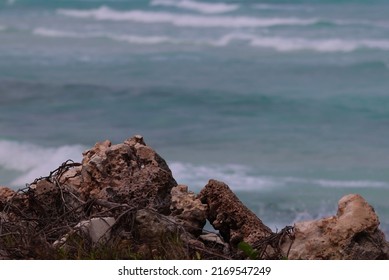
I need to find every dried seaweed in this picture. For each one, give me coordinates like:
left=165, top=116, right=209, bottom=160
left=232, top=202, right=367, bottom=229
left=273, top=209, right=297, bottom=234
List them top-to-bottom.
left=1, top=160, right=294, bottom=260
left=251, top=225, right=295, bottom=259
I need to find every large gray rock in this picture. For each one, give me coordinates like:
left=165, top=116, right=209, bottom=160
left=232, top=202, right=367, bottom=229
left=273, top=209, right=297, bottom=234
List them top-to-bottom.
left=282, top=194, right=389, bottom=259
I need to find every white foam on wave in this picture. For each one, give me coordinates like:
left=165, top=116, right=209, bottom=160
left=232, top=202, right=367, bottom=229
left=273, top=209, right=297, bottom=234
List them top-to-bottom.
left=150, top=0, right=239, bottom=14
left=254, top=3, right=313, bottom=12
left=57, top=6, right=317, bottom=28
left=33, top=27, right=175, bottom=45
left=33, top=27, right=389, bottom=53
left=33, top=28, right=85, bottom=38
left=211, top=33, right=389, bottom=52
left=109, top=34, right=174, bottom=44
left=250, top=37, right=389, bottom=52
left=250, top=37, right=359, bottom=52
left=0, top=140, right=84, bottom=187
left=169, top=161, right=389, bottom=191
left=169, top=161, right=279, bottom=191
left=282, top=177, right=389, bottom=188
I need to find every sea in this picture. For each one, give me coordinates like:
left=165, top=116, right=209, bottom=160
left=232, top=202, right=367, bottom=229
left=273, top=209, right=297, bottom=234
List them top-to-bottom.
left=1, top=0, right=389, bottom=236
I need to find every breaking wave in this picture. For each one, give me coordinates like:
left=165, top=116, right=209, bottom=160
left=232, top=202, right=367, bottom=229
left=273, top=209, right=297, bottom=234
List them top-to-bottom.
left=150, top=0, right=239, bottom=14
left=57, top=6, right=318, bottom=28
left=33, top=27, right=174, bottom=45
left=33, top=27, right=389, bottom=53
left=211, top=33, right=389, bottom=52
left=249, top=36, right=389, bottom=52
left=0, top=140, right=84, bottom=187
left=169, top=161, right=389, bottom=191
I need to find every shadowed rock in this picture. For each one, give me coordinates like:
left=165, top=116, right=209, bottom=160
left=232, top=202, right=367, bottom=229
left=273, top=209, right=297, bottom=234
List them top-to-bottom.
left=198, top=179, right=272, bottom=247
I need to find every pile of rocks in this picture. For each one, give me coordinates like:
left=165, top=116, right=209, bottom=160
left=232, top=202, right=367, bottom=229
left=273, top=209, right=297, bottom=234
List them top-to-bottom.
left=0, top=136, right=388, bottom=259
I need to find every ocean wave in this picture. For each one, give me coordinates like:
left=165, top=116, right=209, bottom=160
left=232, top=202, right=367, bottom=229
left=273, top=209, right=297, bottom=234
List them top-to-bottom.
left=150, top=0, right=239, bottom=14
left=253, top=3, right=313, bottom=12
left=57, top=6, right=318, bottom=28
left=0, top=25, right=7, bottom=31
left=31, top=27, right=389, bottom=53
left=33, top=27, right=175, bottom=45
left=33, top=28, right=85, bottom=38
left=207, top=33, right=389, bottom=52
left=211, top=33, right=389, bottom=52
left=110, top=34, right=174, bottom=44
left=249, top=37, right=389, bottom=52
left=0, top=140, right=84, bottom=187
left=169, top=161, right=389, bottom=191
left=169, top=161, right=279, bottom=190
left=282, top=177, right=389, bottom=188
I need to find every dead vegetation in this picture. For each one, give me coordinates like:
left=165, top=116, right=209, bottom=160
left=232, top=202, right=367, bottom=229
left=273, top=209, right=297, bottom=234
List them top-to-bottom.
left=0, top=160, right=294, bottom=260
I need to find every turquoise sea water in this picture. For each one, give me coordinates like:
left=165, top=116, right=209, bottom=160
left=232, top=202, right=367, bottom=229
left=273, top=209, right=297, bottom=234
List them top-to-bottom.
left=1, top=0, right=389, bottom=235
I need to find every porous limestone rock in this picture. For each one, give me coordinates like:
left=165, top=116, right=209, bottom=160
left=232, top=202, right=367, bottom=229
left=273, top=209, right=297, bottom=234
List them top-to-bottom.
left=79, top=135, right=177, bottom=214
left=58, top=165, right=82, bottom=189
left=28, top=179, right=83, bottom=217
left=198, top=179, right=272, bottom=247
left=170, top=185, right=207, bottom=236
left=0, top=186, right=15, bottom=209
left=0, top=186, right=27, bottom=217
left=282, top=194, right=389, bottom=259
left=135, top=208, right=178, bottom=241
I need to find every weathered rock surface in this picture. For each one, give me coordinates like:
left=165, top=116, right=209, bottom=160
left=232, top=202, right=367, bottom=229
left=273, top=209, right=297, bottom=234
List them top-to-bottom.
left=79, top=135, right=177, bottom=214
left=28, top=179, right=83, bottom=218
left=198, top=179, right=273, bottom=247
left=170, top=185, right=207, bottom=236
left=0, top=186, right=15, bottom=208
left=282, top=194, right=389, bottom=259
left=135, top=209, right=178, bottom=241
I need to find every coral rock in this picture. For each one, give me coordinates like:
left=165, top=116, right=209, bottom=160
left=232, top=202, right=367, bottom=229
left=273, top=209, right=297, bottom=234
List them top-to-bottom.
left=79, top=135, right=177, bottom=214
left=28, top=179, right=83, bottom=217
left=198, top=179, right=272, bottom=247
left=170, top=185, right=207, bottom=236
left=0, top=186, right=16, bottom=209
left=282, top=194, right=389, bottom=259
left=135, top=209, right=178, bottom=241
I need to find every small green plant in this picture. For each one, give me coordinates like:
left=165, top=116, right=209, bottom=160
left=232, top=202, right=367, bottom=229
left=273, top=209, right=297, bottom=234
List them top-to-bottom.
left=238, top=241, right=258, bottom=259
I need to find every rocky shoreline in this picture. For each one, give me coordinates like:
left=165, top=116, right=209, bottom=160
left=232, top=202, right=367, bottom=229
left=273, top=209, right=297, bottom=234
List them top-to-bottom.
left=1, top=135, right=388, bottom=259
